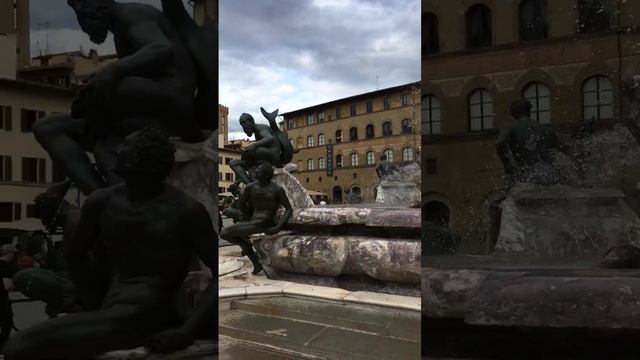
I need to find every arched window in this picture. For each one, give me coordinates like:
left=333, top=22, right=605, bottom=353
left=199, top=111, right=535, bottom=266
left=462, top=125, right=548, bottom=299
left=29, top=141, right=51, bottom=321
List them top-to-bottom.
left=520, top=0, right=548, bottom=41
left=579, top=0, right=609, bottom=33
left=466, top=4, right=492, bottom=48
left=423, top=12, right=440, bottom=55
left=583, top=76, right=614, bottom=120
left=523, top=82, right=551, bottom=124
left=468, top=89, right=494, bottom=131
left=422, top=95, right=441, bottom=135
left=401, top=119, right=412, bottom=134
left=382, top=121, right=393, bottom=136
left=365, top=124, right=375, bottom=139
left=349, top=127, right=358, bottom=141
left=335, top=130, right=343, bottom=143
left=318, top=134, right=326, bottom=146
left=306, top=135, right=314, bottom=147
left=296, top=137, right=303, bottom=149
left=402, top=147, right=414, bottom=162
left=383, top=149, right=394, bottom=163
left=366, top=151, right=376, bottom=165
left=350, top=153, right=359, bottom=167
left=336, top=154, right=343, bottom=168
left=318, top=157, right=325, bottom=169
left=307, top=159, right=314, bottom=170
left=351, top=186, right=361, bottom=195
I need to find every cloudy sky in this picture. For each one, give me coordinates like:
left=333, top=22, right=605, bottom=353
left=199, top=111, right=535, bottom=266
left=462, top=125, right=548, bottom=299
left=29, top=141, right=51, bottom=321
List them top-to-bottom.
left=29, top=0, right=189, bottom=56
left=30, top=0, right=421, bottom=140
left=220, top=0, right=420, bottom=139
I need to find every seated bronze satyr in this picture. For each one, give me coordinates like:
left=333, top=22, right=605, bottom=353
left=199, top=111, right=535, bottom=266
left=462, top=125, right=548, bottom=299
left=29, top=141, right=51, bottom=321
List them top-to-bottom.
left=4, top=128, right=217, bottom=360
left=221, top=163, right=293, bottom=275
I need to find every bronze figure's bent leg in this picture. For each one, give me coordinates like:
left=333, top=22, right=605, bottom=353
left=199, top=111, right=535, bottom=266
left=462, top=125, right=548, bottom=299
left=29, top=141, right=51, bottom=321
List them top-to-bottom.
left=112, top=77, right=205, bottom=143
left=32, top=114, right=106, bottom=195
left=253, top=147, right=283, bottom=168
left=230, top=159, right=251, bottom=185
left=220, top=221, right=266, bottom=274
left=3, top=304, right=166, bottom=360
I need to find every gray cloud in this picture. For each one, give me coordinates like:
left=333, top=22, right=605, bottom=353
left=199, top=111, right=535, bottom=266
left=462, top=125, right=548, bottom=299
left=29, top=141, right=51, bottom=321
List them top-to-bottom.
left=30, top=0, right=190, bottom=54
left=221, top=0, right=420, bottom=137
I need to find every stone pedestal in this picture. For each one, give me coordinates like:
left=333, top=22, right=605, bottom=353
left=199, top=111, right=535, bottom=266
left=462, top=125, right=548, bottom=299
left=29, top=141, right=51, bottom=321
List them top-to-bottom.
left=375, top=181, right=420, bottom=207
left=495, top=184, right=640, bottom=257
left=252, top=206, right=421, bottom=294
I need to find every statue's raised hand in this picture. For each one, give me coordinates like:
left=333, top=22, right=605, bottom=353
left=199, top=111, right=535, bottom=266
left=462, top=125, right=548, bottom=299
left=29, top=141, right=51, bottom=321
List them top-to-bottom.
left=149, top=327, right=194, bottom=354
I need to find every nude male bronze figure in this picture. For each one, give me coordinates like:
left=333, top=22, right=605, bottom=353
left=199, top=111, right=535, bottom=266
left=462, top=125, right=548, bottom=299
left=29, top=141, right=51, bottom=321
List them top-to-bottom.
left=496, top=99, right=569, bottom=186
left=3, top=128, right=217, bottom=359
left=221, top=163, right=293, bottom=274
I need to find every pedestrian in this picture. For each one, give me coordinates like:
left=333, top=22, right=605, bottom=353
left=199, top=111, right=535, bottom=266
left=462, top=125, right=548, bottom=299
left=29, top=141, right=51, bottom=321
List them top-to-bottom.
left=0, top=244, right=18, bottom=349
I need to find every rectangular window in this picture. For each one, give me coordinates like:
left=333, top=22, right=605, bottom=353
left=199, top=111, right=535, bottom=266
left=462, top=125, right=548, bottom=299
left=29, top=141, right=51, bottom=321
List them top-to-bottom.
left=13, top=1, right=18, bottom=30
left=403, top=94, right=412, bottom=106
left=384, top=97, right=391, bottom=110
left=366, top=101, right=373, bottom=113
left=350, top=104, right=357, bottom=116
left=0, top=106, right=12, bottom=131
left=336, top=107, right=341, bottom=119
left=21, top=109, right=38, bottom=132
left=318, top=112, right=325, bottom=123
left=307, top=114, right=314, bottom=126
left=287, top=118, right=295, bottom=129
left=0, top=156, right=12, bottom=181
left=225, top=157, right=231, bottom=165
left=21, top=158, right=46, bottom=183
left=39, top=158, right=46, bottom=183
left=218, top=172, right=223, bottom=181
left=225, top=173, right=233, bottom=181
left=0, top=203, right=12, bottom=222
left=13, top=203, right=21, bottom=221
left=26, top=204, right=37, bottom=218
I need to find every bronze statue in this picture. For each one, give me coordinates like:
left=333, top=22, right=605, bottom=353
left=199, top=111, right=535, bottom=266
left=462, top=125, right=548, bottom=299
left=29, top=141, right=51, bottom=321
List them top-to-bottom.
left=34, top=0, right=217, bottom=195
left=496, top=99, right=569, bottom=186
left=230, top=108, right=294, bottom=185
left=3, top=128, right=217, bottom=359
left=376, top=154, right=400, bottom=180
left=220, top=163, right=293, bottom=275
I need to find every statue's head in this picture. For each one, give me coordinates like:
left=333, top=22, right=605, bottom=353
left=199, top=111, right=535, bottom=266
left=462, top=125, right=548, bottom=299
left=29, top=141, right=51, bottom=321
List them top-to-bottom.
left=67, top=0, right=114, bottom=44
left=510, top=99, right=532, bottom=119
left=239, top=113, right=255, bottom=137
left=114, top=127, right=176, bottom=185
left=380, top=154, right=388, bottom=162
left=255, top=162, right=274, bottom=182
